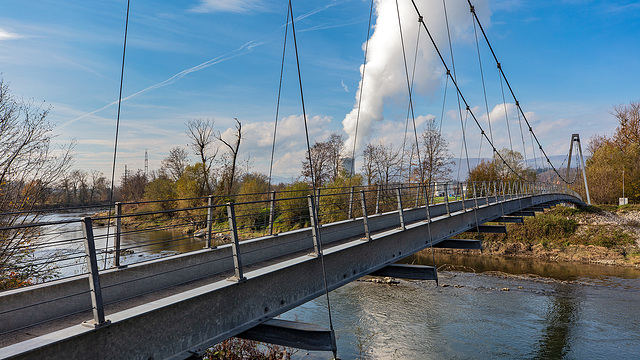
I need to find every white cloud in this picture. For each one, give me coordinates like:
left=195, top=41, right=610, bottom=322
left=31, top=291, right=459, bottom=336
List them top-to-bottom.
left=191, top=0, right=267, bottom=13
left=0, top=27, right=23, bottom=41
left=341, top=80, right=349, bottom=92
left=214, top=114, right=334, bottom=178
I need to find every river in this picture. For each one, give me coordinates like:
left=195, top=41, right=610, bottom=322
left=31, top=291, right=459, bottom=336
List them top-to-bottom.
left=30, top=211, right=640, bottom=359
left=281, top=251, right=640, bottom=359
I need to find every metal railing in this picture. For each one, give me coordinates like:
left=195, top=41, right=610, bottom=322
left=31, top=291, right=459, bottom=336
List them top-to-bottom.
left=0, top=180, right=580, bottom=329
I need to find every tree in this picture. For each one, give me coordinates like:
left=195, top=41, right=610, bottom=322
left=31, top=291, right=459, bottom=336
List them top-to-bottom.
left=0, top=78, right=74, bottom=289
left=579, top=101, right=640, bottom=204
left=611, top=101, right=640, bottom=147
left=186, top=118, right=217, bottom=195
left=216, top=118, right=242, bottom=194
left=413, top=118, right=453, bottom=184
left=301, top=132, right=344, bottom=188
left=584, top=139, right=640, bottom=204
left=361, top=141, right=401, bottom=185
left=160, top=146, right=190, bottom=182
left=467, top=148, right=534, bottom=185
left=89, top=170, right=109, bottom=204
left=119, top=170, right=148, bottom=202
left=144, top=178, right=177, bottom=211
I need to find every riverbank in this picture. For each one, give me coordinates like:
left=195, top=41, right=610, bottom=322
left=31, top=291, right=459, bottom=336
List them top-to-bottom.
left=447, top=204, right=640, bottom=267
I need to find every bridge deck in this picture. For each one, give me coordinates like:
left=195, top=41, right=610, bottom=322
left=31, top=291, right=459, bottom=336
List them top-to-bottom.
left=0, top=193, right=583, bottom=360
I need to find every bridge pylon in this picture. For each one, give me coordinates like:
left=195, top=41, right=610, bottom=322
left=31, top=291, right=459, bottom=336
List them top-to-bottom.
left=566, top=134, right=591, bottom=205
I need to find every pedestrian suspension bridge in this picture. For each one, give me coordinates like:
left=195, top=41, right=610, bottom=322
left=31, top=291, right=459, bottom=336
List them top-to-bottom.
left=0, top=0, right=592, bottom=358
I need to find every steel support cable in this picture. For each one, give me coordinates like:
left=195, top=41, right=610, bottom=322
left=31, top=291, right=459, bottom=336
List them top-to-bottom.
left=104, top=0, right=131, bottom=269
left=349, top=0, right=375, bottom=180
left=395, top=0, right=424, bottom=186
left=407, top=0, right=525, bottom=182
left=440, top=0, right=479, bottom=238
left=442, top=0, right=472, bottom=186
left=394, top=1, right=437, bottom=284
left=466, top=1, right=571, bottom=184
left=287, top=2, right=336, bottom=355
left=263, top=7, right=290, bottom=234
left=267, top=7, right=289, bottom=193
left=471, top=12, right=495, bottom=147
left=399, top=16, right=423, bottom=183
left=499, top=70, right=515, bottom=153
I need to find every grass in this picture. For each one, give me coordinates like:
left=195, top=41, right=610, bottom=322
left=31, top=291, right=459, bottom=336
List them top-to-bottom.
left=470, top=205, right=635, bottom=249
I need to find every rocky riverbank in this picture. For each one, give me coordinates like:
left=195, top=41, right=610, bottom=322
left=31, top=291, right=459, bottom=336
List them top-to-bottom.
left=448, top=205, right=640, bottom=267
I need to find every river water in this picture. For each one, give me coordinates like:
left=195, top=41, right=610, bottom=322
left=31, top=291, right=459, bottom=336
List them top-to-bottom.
left=31, top=211, right=640, bottom=359
left=282, top=251, right=640, bottom=359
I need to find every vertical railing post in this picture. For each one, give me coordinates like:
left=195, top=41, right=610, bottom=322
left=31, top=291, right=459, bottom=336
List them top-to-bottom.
left=484, top=181, right=489, bottom=205
left=493, top=181, right=498, bottom=203
left=460, top=182, right=466, bottom=211
left=473, top=182, right=479, bottom=209
left=444, top=183, right=450, bottom=215
left=375, top=184, right=382, bottom=214
left=415, top=184, right=420, bottom=208
left=423, top=185, right=432, bottom=222
left=348, top=186, right=354, bottom=219
left=396, top=186, right=405, bottom=230
left=315, top=188, right=321, bottom=217
left=360, top=190, right=371, bottom=241
left=268, top=191, right=276, bottom=235
left=206, top=195, right=214, bottom=248
left=307, top=195, right=322, bottom=256
left=114, top=202, right=122, bottom=268
left=226, top=203, right=246, bottom=281
left=81, top=217, right=109, bottom=328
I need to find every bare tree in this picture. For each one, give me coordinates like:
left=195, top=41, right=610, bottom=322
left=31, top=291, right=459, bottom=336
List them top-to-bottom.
left=0, top=78, right=74, bottom=289
left=612, top=101, right=640, bottom=147
left=186, top=118, right=217, bottom=194
left=216, top=118, right=242, bottom=194
left=414, top=118, right=453, bottom=184
left=301, top=132, right=344, bottom=188
left=361, top=141, right=401, bottom=185
left=160, top=146, right=190, bottom=181
left=69, top=169, right=87, bottom=204
left=89, top=170, right=108, bottom=203
left=119, top=170, right=148, bottom=202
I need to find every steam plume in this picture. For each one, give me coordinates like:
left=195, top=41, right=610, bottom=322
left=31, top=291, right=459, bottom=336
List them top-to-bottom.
left=342, top=0, right=489, bottom=155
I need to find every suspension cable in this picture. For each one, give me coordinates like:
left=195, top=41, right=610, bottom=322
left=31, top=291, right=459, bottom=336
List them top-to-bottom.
left=105, top=0, right=131, bottom=268
left=349, top=0, right=375, bottom=180
left=395, top=0, right=424, bottom=186
left=408, top=0, right=525, bottom=181
left=442, top=0, right=471, bottom=183
left=466, top=0, right=572, bottom=184
left=288, top=2, right=337, bottom=357
left=266, top=6, right=291, bottom=193
left=471, top=10, right=494, bottom=147
left=400, top=15, right=423, bottom=183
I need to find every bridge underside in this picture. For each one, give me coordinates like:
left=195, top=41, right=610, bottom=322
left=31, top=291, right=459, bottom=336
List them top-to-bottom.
left=0, top=193, right=583, bottom=360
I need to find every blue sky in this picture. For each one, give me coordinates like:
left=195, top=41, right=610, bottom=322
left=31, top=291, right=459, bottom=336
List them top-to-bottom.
left=1, top=0, right=639, bottom=182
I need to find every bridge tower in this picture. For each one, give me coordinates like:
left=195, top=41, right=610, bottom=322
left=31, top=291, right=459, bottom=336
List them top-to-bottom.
left=566, top=134, right=591, bottom=205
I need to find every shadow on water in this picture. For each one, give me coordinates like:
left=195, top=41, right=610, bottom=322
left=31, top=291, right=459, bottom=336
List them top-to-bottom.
left=403, top=250, right=640, bottom=280
left=534, top=284, right=579, bottom=360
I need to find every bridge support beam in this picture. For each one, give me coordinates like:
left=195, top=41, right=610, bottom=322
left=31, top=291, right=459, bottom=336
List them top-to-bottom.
left=527, top=206, right=546, bottom=212
left=509, top=210, right=535, bottom=217
left=494, top=216, right=524, bottom=224
left=476, top=225, right=507, bottom=234
left=433, top=239, right=482, bottom=250
left=370, top=264, right=437, bottom=281
left=237, top=319, right=336, bottom=352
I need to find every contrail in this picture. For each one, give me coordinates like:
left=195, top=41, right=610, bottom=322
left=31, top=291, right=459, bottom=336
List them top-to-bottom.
left=60, top=0, right=341, bottom=129
left=60, top=40, right=261, bottom=129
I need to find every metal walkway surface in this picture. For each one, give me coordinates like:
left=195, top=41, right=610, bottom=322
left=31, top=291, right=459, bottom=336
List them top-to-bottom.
left=0, top=191, right=584, bottom=360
